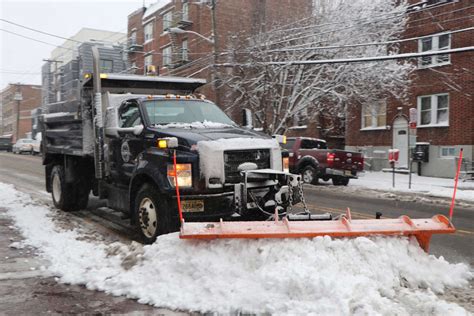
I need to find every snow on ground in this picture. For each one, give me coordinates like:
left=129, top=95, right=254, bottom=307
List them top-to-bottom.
left=350, top=171, right=474, bottom=202
left=1, top=182, right=472, bottom=315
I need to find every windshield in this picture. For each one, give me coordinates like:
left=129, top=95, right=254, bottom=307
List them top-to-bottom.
left=143, top=100, right=235, bottom=127
left=282, top=139, right=296, bottom=150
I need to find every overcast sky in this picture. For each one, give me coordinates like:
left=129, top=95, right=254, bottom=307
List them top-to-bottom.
left=0, top=0, right=154, bottom=90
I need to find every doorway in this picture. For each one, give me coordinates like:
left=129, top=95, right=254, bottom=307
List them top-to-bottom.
left=392, top=117, right=409, bottom=168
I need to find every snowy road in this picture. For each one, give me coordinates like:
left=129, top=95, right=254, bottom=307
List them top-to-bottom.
left=0, top=152, right=473, bottom=314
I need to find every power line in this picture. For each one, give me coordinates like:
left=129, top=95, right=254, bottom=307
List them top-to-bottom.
left=0, top=18, right=82, bottom=44
left=262, top=27, right=474, bottom=54
left=0, top=28, right=75, bottom=51
left=217, top=46, right=474, bottom=67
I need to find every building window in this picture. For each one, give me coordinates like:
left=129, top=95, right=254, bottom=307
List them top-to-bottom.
left=182, top=2, right=189, bottom=21
left=163, top=11, right=172, bottom=31
left=144, top=22, right=154, bottom=43
left=130, top=30, right=137, bottom=45
left=419, top=33, right=450, bottom=67
left=182, top=40, right=188, bottom=61
left=162, top=46, right=172, bottom=66
left=144, top=54, right=153, bottom=74
left=100, top=59, right=113, bottom=73
left=417, top=93, right=449, bottom=127
left=361, top=102, right=386, bottom=129
left=440, top=147, right=456, bottom=158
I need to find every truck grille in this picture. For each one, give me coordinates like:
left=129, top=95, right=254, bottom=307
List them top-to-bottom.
left=224, top=149, right=271, bottom=183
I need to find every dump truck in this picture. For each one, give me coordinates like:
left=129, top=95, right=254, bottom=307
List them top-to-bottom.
left=41, top=48, right=308, bottom=243
left=41, top=48, right=455, bottom=250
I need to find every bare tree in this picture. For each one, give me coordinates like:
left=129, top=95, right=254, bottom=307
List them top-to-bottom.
left=220, top=0, right=414, bottom=134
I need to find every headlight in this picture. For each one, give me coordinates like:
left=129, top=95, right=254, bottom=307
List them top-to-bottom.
left=282, top=157, right=289, bottom=173
left=167, top=164, right=192, bottom=188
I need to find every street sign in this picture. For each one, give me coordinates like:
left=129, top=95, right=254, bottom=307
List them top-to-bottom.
left=409, top=108, right=417, bottom=124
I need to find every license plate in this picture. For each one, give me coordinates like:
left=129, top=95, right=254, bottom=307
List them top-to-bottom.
left=344, top=170, right=352, bottom=176
left=182, top=200, right=204, bottom=213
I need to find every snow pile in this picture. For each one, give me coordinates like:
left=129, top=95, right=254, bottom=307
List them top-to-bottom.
left=143, top=0, right=170, bottom=20
left=153, top=121, right=233, bottom=129
left=351, top=172, right=474, bottom=202
left=1, top=183, right=472, bottom=315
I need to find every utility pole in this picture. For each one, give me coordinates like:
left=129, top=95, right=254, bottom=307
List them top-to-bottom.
left=210, top=0, right=220, bottom=107
left=43, top=59, right=62, bottom=103
left=13, top=83, right=23, bottom=141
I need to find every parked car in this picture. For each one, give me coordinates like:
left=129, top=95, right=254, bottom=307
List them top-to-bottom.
left=0, top=135, right=13, bottom=152
left=283, top=137, right=364, bottom=186
left=12, top=138, right=35, bottom=154
left=31, top=139, right=41, bottom=155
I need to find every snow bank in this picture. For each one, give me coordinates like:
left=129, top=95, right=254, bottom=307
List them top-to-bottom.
left=351, top=172, right=474, bottom=202
left=1, top=182, right=472, bottom=315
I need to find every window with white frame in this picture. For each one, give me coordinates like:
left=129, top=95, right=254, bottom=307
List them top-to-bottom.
left=182, top=2, right=189, bottom=21
left=163, top=11, right=172, bottom=31
left=144, top=22, right=154, bottom=42
left=130, top=30, right=137, bottom=45
left=419, top=33, right=450, bottom=67
left=182, top=39, right=188, bottom=61
left=162, top=46, right=172, bottom=66
left=144, top=54, right=153, bottom=74
left=418, top=93, right=449, bottom=127
left=361, top=102, right=386, bottom=129
left=440, top=147, right=456, bottom=158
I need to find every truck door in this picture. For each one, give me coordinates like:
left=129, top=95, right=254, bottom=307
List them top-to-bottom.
left=110, top=100, right=144, bottom=184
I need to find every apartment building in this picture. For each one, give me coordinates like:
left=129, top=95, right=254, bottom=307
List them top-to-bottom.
left=346, top=0, right=474, bottom=177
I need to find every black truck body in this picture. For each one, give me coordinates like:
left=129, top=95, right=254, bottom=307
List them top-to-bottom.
left=40, top=49, right=301, bottom=243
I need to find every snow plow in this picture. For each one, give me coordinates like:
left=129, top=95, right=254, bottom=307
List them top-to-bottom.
left=174, top=153, right=457, bottom=252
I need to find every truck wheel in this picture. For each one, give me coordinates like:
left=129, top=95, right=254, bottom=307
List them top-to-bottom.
left=51, top=165, right=90, bottom=212
left=301, top=165, right=318, bottom=185
left=332, top=177, right=350, bottom=186
left=134, top=184, right=169, bottom=244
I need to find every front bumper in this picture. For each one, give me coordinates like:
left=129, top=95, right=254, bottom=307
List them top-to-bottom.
left=173, top=169, right=301, bottom=221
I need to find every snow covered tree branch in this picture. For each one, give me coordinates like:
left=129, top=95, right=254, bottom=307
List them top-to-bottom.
left=219, top=0, right=415, bottom=134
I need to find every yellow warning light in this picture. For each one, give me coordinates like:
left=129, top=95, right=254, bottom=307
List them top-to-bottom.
left=84, top=73, right=91, bottom=79
left=99, top=73, right=108, bottom=79
left=147, top=95, right=153, bottom=100
left=283, top=135, right=287, bottom=144
left=158, top=139, right=168, bottom=149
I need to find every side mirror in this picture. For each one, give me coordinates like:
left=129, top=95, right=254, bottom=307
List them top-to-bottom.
left=115, top=124, right=144, bottom=136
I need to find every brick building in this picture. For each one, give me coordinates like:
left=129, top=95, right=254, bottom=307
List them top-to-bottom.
left=127, top=0, right=312, bottom=120
left=345, top=0, right=474, bottom=178
left=0, top=84, right=41, bottom=142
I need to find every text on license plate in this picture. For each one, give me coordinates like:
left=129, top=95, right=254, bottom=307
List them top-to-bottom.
left=344, top=170, right=352, bottom=176
left=182, top=200, right=205, bottom=213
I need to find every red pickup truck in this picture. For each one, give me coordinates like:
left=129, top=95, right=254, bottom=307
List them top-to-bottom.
left=283, top=137, right=364, bottom=186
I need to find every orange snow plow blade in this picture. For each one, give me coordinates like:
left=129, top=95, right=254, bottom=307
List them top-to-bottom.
left=180, top=214, right=455, bottom=252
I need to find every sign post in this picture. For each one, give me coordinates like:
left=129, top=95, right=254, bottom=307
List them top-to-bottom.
left=408, top=108, right=417, bottom=189
left=389, top=149, right=400, bottom=188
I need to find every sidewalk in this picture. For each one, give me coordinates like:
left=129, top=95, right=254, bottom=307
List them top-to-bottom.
left=349, top=171, right=474, bottom=203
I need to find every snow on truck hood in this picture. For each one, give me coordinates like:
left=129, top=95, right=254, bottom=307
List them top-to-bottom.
left=1, top=183, right=472, bottom=315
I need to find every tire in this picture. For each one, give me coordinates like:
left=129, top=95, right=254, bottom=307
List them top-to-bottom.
left=51, top=165, right=90, bottom=212
left=301, top=165, right=319, bottom=185
left=332, top=177, right=350, bottom=186
left=134, top=184, right=171, bottom=244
